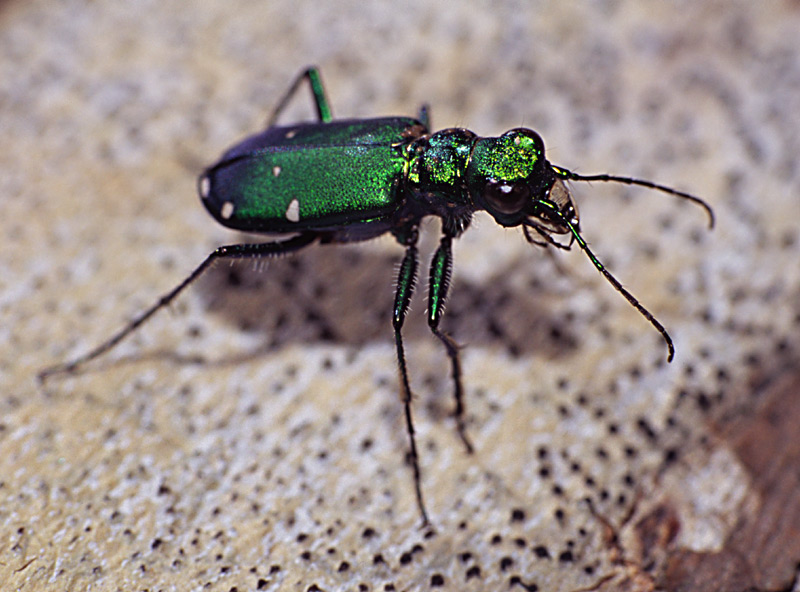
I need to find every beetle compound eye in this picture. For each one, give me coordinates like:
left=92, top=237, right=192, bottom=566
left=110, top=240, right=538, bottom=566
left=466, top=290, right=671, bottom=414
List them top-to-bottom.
left=505, top=128, right=545, bottom=152
left=484, top=180, right=530, bottom=214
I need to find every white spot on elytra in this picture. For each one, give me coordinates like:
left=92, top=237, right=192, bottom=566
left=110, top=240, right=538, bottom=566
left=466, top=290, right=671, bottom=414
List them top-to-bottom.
left=285, top=129, right=297, bottom=139
left=272, top=166, right=282, bottom=177
left=200, top=175, right=211, bottom=198
left=285, top=198, right=300, bottom=222
left=220, top=201, right=235, bottom=219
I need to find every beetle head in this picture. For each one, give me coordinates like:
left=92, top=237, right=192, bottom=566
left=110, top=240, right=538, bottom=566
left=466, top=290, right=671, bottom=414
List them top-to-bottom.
left=467, top=128, right=579, bottom=236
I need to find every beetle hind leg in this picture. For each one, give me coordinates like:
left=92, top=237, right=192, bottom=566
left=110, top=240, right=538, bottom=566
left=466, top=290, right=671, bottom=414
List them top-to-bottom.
left=267, top=66, right=333, bottom=126
left=39, top=233, right=320, bottom=382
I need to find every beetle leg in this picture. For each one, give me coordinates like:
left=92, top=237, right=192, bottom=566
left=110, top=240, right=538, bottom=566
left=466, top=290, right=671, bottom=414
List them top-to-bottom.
left=267, top=66, right=333, bottom=126
left=416, top=103, right=431, bottom=129
left=523, top=223, right=572, bottom=250
left=39, top=233, right=319, bottom=382
left=428, top=233, right=474, bottom=454
left=392, top=237, right=431, bottom=526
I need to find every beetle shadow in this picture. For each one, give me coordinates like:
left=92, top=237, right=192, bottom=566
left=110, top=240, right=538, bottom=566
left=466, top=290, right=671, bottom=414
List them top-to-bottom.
left=195, top=239, right=580, bottom=364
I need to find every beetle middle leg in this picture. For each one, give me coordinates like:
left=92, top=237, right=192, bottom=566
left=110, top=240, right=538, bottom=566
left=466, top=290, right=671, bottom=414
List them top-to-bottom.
left=416, top=104, right=431, bottom=129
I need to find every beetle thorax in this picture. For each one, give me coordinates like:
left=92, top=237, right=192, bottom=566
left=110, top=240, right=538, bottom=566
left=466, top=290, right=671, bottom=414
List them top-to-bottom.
left=405, top=128, right=477, bottom=198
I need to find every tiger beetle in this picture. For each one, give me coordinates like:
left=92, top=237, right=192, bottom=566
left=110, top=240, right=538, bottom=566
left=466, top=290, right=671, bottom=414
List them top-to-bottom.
left=40, top=66, right=714, bottom=526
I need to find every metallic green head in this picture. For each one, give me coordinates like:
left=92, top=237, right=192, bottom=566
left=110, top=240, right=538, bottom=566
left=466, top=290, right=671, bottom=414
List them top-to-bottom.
left=467, top=128, right=578, bottom=234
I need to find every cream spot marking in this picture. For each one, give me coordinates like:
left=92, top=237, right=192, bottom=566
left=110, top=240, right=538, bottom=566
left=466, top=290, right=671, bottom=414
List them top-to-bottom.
left=285, top=129, right=297, bottom=139
left=272, top=166, right=282, bottom=177
left=199, top=175, right=211, bottom=199
left=285, top=198, right=300, bottom=222
left=220, top=201, right=235, bottom=220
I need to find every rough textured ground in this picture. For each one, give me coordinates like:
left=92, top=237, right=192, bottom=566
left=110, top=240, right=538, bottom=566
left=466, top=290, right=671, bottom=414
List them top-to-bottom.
left=3, top=2, right=799, bottom=591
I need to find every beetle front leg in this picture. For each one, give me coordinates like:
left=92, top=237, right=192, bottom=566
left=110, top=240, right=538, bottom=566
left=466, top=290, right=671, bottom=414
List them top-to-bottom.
left=428, top=234, right=474, bottom=454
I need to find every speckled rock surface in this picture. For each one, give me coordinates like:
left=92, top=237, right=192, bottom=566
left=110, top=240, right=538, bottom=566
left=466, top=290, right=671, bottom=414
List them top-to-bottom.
left=3, top=2, right=799, bottom=591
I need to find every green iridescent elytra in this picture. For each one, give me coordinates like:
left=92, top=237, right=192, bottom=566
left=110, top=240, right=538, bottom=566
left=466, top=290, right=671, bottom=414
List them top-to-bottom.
left=41, top=67, right=714, bottom=527
left=200, top=118, right=422, bottom=237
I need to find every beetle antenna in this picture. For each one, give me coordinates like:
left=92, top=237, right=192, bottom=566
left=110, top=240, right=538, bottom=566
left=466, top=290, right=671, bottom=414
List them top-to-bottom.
left=552, top=167, right=714, bottom=229
left=536, top=199, right=676, bottom=362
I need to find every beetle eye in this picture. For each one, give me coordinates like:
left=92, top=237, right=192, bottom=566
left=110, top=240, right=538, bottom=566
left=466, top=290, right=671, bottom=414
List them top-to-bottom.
left=483, top=181, right=530, bottom=214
